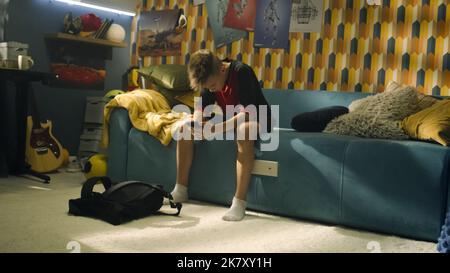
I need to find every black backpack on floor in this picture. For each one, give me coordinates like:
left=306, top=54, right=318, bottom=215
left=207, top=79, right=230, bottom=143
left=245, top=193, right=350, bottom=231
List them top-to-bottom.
left=68, top=176, right=182, bottom=225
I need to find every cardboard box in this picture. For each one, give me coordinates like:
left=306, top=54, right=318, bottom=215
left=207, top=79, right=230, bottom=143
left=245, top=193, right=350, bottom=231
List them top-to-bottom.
left=0, top=41, right=29, bottom=61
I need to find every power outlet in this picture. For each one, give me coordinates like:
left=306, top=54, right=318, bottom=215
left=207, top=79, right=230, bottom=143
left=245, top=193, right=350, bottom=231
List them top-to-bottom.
left=252, top=160, right=278, bottom=177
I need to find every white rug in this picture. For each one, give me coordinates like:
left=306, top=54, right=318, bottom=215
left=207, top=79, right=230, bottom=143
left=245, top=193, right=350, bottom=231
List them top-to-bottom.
left=0, top=170, right=437, bottom=253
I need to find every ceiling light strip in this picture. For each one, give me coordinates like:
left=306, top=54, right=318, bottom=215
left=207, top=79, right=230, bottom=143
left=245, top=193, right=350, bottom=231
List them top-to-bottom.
left=54, top=0, right=136, bottom=17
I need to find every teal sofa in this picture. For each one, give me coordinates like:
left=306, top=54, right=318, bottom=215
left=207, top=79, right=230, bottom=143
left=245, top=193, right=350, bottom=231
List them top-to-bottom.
left=107, top=90, right=450, bottom=242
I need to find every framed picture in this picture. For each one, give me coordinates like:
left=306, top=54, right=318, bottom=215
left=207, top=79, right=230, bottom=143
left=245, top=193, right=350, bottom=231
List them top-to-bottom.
left=206, top=0, right=247, bottom=48
left=223, top=0, right=257, bottom=31
left=254, top=0, right=292, bottom=49
left=289, top=0, right=324, bottom=33
left=138, top=9, right=187, bottom=57
left=46, top=42, right=106, bottom=90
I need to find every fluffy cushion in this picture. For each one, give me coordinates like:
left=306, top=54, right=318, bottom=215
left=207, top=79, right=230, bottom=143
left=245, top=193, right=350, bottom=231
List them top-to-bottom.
left=138, top=65, right=190, bottom=91
left=347, top=81, right=403, bottom=112
left=348, top=81, right=440, bottom=112
left=324, top=85, right=419, bottom=140
left=401, top=99, right=450, bottom=146
left=291, top=106, right=349, bottom=132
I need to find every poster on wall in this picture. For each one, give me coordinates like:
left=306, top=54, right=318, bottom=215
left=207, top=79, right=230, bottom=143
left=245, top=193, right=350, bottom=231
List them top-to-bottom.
left=194, top=0, right=205, bottom=5
left=206, top=0, right=247, bottom=48
left=223, top=0, right=257, bottom=31
left=254, top=0, right=292, bottom=49
left=289, top=0, right=323, bottom=33
left=138, top=9, right=187, bottom=57
left=46, top=43, right=106, bottom=90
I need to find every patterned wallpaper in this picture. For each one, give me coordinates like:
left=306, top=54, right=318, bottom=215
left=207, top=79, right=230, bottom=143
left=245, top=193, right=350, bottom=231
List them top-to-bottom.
left=130, top=0, right=450, bottom=95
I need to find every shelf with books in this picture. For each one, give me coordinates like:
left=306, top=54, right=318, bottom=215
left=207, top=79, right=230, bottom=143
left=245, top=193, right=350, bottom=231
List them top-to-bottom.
left=45, top=33, right=127, bottom=48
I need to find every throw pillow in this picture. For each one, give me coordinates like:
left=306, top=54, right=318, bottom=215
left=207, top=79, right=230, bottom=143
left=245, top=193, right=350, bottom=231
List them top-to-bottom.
left=138, top=64, right=190, bottom=91
left=347, top=81, right=402, bottom=112
left=348, top=81, right=439, bottom=112
left=386, top=81, right=440, bottom=111
left=152, top=84, right=189, bottom=108
left=324, top=85, right=419, bottom=140
left=174, top=89, right=201, bottom=109
left=417, top=93, right=440, bottom=111
left=401, top=99, right=450, bottom=146
left=290, top=106, right=349, bottom=132
left=324, top=111, right=410, bottom=139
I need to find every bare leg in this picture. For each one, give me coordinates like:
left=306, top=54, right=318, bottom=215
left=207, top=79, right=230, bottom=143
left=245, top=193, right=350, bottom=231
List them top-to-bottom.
left=223, top=121, right=259, bottom=221
left=170, top=126, right=195, bottom=203
left=176, top=138, right=194, bottom=187
left=235, top=139, right=255, bottom=201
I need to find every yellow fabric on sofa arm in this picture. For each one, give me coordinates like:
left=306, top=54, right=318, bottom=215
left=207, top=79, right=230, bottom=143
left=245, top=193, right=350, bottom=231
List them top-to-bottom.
left=102, top=89, right=190, bottom=148
left=401, top=99, right=450, bottom=146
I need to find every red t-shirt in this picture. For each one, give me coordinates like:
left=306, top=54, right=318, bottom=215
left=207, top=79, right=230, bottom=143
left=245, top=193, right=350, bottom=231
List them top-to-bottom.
left=197, top=60, right=272, bottom=131
left=214, top=68, right=240, bottom=113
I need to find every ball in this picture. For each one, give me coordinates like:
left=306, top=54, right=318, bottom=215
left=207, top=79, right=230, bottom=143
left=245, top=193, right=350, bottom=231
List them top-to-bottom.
left=106, top=24, right=126, bottom=43
left=104, top=89, right=125, bottom=99
left=83, top=154, right=108, bottom=179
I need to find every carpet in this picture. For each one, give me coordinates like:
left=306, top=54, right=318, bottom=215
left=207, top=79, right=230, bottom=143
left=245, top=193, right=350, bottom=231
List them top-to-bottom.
left=0, top=170, right=436, bottom=253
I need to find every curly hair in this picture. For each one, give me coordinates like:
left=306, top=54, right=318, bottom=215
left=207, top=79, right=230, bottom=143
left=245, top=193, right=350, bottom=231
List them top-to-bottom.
left=188, top=50, right=221, bottom=90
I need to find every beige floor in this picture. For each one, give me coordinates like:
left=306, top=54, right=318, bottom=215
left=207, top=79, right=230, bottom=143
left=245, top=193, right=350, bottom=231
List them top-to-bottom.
left=0, top=170, right=437, bottom=253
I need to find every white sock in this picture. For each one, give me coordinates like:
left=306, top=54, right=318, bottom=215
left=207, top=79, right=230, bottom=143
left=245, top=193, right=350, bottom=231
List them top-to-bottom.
left=170, top=183, right=188, bottom=203
left=222, top=197, right=247, bottom=221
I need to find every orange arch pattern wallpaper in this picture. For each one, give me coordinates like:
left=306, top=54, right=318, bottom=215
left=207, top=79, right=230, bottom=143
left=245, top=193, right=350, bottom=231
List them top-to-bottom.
left=131, top=0, right=450, bottom=95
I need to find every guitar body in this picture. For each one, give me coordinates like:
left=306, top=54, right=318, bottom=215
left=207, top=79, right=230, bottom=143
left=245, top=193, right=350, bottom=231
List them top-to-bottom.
left=25, top=116, right=64, bottom=173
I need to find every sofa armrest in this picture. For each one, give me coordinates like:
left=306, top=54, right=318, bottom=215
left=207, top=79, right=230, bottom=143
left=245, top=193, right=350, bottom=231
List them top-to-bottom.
left=107, top=108, right=132, bottom=183
left=445, top=150, right=450, bottom=218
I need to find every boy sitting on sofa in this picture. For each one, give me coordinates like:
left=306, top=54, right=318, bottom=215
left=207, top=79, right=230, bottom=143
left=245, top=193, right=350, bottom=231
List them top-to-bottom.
left=170, top=49, right=272, bottom=221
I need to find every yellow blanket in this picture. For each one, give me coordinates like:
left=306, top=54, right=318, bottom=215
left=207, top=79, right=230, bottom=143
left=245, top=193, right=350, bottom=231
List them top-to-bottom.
left=102, top=89, right=190, bottom=147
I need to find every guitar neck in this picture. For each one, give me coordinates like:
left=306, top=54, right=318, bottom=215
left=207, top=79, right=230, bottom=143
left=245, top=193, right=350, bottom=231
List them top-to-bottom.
left=28, top=88, right=42, bottom=129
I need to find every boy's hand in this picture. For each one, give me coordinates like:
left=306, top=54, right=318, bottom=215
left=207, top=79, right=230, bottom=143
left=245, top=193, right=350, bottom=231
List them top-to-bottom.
left=190, top=120, right=204, bottom=140
left=191, top=121, right=222, bottom=140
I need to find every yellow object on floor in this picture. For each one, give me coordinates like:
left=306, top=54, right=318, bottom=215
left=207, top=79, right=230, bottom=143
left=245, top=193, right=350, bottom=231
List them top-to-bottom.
left=102, top=89, right=190, bottom=147
left=83, top=154, right=107, bottom=179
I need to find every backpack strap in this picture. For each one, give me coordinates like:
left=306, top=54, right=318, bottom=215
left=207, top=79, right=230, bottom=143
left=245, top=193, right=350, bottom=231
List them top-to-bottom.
left=81, top=176, right=112, bottom=199
left=145, top=184, right=182, bottom=216
left=150, top=185, right=182, bottom=216
left=164, top=193, right=182, bottom=216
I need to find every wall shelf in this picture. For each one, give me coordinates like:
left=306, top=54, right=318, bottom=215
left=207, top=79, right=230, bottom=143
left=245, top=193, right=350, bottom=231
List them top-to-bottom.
left=45, top=33, right=127, bottom=48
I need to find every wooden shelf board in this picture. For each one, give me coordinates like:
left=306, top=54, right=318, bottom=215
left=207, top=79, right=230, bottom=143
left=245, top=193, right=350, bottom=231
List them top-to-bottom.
left=45, top=33, right=127, bottom=48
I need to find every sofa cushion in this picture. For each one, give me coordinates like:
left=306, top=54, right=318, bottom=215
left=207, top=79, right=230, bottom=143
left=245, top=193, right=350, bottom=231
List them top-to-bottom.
left=138, top=65, right=191, bottom=91
left=349, top=81, right=440, bottom=112
left=152, top=84, right=191, bottom=108
left=324, top=85, right=419, bottom=140
left=174, top=89, right=201, bottom=109
left=262, top=90, right=371, bottom=129
left=417, top=93, right=441, bottom=111
left=402, top=99, right=450, bottom=146
left=290, top=106, right=349, bottom=132
left=127, top=128, right=177, bottom=185
left=252, top=130, right=360, bottom=223
left=341, top=139, right=450, bottom=241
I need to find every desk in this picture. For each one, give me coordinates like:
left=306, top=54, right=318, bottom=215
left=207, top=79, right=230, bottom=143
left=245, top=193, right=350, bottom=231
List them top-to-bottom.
left=0, top=68, right=57, bottom=182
